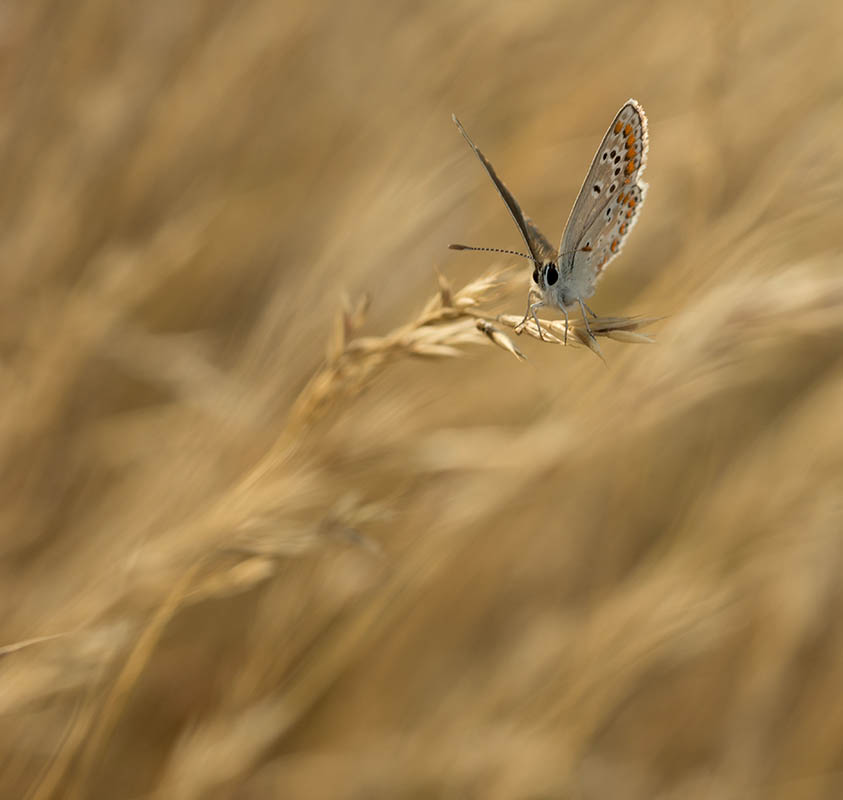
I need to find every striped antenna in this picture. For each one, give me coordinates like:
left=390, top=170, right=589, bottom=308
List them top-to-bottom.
left=449, top=243, right=537, bottom=262
left=449, top=243, right=590, bottom=261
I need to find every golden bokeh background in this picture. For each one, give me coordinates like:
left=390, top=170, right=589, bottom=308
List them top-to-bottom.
left=3, top=2, right=843, bottom=798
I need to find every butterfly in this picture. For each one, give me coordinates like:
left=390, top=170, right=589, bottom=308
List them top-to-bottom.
left=450, top=99, right=648, bottom=343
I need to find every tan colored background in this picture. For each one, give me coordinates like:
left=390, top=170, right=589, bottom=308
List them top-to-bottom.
left=2, top=1, right=843, bottom=798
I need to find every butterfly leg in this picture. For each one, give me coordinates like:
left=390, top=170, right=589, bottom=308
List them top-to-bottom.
left=516, top=290, right=548, bottom=341
left=515, top=294, right=533, bottom=331
left=577, top=297, right=597, bottom=342
left=517, top=300, right=547, bottom=341
left=582, top=300, right=599, bottom=319
left=530, top=301, right=548, bottom=342
left=561, top=305, right=569, bottom=345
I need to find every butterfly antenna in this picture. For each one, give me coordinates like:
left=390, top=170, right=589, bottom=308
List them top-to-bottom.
left=449, top=243, right=538, bottom=263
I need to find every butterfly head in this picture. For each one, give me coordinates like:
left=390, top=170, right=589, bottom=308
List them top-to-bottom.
left=533, top=259, right=584, bottom=310
left=533, top=261, right=559, bottom=291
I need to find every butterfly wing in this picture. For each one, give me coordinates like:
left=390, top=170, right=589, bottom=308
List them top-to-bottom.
left=558, top=99, right=648, bottom=297
left=453, top=115, right=557, bottom=264
left=522, top=218, right=557, bottom=264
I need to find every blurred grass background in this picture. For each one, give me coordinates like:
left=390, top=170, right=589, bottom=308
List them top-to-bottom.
left=2, top=1, right=843, bottom=798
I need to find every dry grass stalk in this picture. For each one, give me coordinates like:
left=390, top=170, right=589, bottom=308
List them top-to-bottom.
left=288, top=269, right=658, bottom=427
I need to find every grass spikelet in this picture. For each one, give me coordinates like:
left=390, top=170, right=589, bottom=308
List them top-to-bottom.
left=498, top=312, right=659, bottom=357
left=476, top=320, right=527, bottom=360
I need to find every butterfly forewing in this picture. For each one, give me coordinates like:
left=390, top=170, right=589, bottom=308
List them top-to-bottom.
left=558, top=100, right=648, bottom=290
left=452, top=115, right=557, bottom=264
left=522, top=218, right=557, bottom=264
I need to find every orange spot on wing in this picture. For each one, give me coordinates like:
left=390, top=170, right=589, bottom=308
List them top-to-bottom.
left=614, top=121, right=623, bottom=134
left=624, top=123, right=633, bottom=136
left=626, top=134, right=635, bottom=147
left=627, top=146, right=637, bottom=159
left=625, top=161, right=635, bottom=175
left=624, top=177, right=631, bottom=184
left=618, top=192, right=626, bottom=204
left=628, top=197, right=636, bottom=208
left=626, top=210, right=633, bottom=218
left=620, top=223, right=627, bottom=234
left=611, top=239, right=619, bottom=253
left=581, top=245, right=592, bottom=252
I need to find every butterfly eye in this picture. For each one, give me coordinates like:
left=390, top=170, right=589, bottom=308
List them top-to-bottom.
left=545, top=265, right=558, bottom=286
left=532, top=267, right=539, bottom=284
